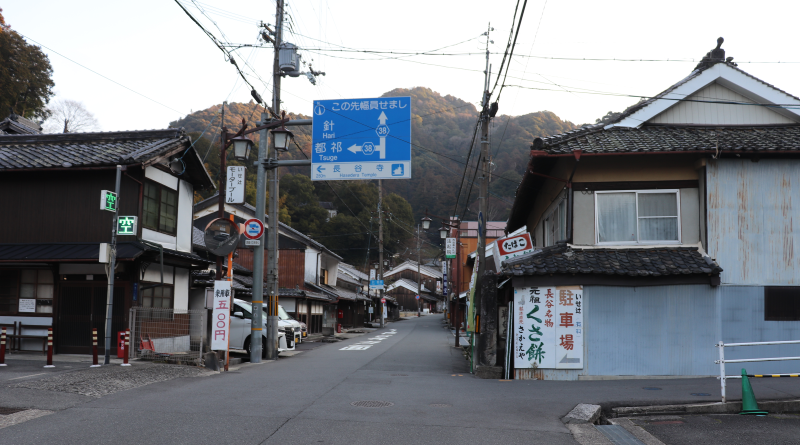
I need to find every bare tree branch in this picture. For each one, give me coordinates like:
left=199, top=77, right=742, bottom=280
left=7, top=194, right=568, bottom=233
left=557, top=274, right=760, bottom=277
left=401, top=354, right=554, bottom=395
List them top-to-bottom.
left=43, top=99, right=99, bottom=133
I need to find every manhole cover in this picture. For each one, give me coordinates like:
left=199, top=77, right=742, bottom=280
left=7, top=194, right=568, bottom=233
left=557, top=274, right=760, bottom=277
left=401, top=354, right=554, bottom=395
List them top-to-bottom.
left=391, top=374, right=408, bottom=376
left=642, top=387, right=662, bottom=390
left=691, top=393, right=712, bottom=396
left=351, top=401, right=394, bottom=408
left=430, top=404, right=451, bottom=407
left=0, top=407, right=26, bottom=415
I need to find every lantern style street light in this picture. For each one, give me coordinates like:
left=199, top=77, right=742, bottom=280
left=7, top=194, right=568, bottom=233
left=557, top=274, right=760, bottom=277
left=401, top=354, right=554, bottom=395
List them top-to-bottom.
left=270, top=127, right=294, bottom=151
left=230, top=135, right=254, bottom=161
left=421, top=216, right=432, bottom=230
left=439, top=225, right=449, bottom=239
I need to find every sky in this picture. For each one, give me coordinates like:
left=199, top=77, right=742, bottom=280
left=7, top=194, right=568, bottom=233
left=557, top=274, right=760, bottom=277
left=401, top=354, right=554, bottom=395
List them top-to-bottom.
left=6, top=0, right=800, bottom=133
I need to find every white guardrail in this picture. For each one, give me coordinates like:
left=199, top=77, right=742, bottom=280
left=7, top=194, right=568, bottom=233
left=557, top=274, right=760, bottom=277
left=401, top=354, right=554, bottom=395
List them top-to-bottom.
left=715, top=340, right=800, bottom=403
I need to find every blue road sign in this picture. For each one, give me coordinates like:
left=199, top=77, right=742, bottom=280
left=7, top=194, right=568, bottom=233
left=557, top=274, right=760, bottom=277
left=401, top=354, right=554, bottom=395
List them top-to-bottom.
left=311, top=97, right=411, bottom=181
left=369, top=280, right=385, bottom=290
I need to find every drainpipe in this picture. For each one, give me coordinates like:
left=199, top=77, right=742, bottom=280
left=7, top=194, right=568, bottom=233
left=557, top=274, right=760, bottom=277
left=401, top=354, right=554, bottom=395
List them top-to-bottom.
left=565, top=150, right=582, bottom=243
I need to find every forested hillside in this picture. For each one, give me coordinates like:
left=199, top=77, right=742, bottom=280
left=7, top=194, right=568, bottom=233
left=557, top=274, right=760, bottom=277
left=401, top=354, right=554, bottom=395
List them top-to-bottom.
left=168, top=88, right=576, bottom=263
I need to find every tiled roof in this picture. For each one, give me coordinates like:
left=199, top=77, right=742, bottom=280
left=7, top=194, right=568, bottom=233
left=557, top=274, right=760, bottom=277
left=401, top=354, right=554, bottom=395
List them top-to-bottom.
left=0, top=115, right=42, bottom=135
left=535, top=124, right=800, bottom=155
left=0, top=129, right=189, bottom=168
left=0, top=242, right=144, bottom=261
left=501, top=244, right=722, bottom=278
left=384, top=260, right=443, bottom=279
left=338, top=263, right=369, bottom=281
left=336, top=272, right=361, bottom=287
left=334, top=285, right=359, bottom=301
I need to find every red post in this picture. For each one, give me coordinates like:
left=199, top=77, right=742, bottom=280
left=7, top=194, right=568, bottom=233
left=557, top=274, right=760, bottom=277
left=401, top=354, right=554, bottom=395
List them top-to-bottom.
left=0, top=327, right=7, bottom=367
left=44, top=328, right=54, bottom=368
left=91, top=328, right=100, bottom=367
left=121, top=329, right=131, bottom=366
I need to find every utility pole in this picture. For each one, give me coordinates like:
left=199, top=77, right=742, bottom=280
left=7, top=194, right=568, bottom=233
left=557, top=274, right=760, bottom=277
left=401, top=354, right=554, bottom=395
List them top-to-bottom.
left=265, top=0, right=285, bottom=360
left=475, top=24, right=493, bottom=370
left=216, top=102, right=226, bottom=280
left=249, top=111, right=268, bottom=363
left=103, top=165, right=123, bottom=365
left=378, top=179, right=385, bottom=328
left=417, top=224, right=421, bottom=317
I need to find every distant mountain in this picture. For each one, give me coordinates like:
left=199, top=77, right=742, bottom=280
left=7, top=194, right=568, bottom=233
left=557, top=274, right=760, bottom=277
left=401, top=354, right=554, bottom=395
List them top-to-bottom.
left=169, top=88, right=577, bottom=222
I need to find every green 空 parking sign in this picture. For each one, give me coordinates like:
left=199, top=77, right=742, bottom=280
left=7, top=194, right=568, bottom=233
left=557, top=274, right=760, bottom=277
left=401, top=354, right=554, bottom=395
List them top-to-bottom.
left=101, top=190, right=118, bottom=212
left=117, top=216, right=137, bottom=235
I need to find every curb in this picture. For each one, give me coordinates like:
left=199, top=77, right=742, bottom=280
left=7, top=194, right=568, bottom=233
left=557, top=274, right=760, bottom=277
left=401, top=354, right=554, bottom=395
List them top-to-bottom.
left=610, top=398, right=800, bottom=417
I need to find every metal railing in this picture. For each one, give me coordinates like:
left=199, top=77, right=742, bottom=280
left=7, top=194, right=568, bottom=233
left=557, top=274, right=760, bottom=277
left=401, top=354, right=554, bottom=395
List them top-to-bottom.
left=129, top=308, right=206, bottom=366
left=715, top=340, right=800, bottom=402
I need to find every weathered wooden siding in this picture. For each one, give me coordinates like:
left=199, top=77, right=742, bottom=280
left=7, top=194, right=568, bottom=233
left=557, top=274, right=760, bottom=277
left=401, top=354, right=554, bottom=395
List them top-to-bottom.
left=649, top=81, right=795, bottom=125
left=707, top=159, right=799, bottom=285
left=0, top=170, right=140, bottom=243
left=235, top=248, right=305, bottom=289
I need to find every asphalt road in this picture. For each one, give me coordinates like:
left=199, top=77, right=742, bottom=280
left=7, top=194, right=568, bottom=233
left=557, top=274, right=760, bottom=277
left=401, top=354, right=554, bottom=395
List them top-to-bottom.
left=2, top=316, right=800, bottom=444
left=630, top=413, right=800, bottom=445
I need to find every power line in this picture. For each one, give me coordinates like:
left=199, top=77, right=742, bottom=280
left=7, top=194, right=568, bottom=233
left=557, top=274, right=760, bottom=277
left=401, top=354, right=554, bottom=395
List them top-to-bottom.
left=493, top=0, right=528, bottom=102
left=17, top=33, right=187, bottom=115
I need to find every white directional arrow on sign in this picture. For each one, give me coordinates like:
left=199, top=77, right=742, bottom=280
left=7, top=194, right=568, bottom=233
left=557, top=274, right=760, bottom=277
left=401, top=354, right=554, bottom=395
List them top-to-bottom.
left=344, top=113, right=388, bottom=159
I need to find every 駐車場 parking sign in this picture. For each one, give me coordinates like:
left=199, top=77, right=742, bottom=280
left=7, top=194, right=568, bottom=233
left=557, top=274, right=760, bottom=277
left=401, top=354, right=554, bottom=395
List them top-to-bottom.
left=311, top=97, right=411, bottom=181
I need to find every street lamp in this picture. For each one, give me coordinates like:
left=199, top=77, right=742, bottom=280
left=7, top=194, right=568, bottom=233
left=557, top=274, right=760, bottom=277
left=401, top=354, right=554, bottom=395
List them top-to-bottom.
left=270, top=127, right=294, bottom=151
left=230, top=135, right=254, bottom=161
left=421, top=216, right=432, bottom=230
left=439, top=225, right=449, bottom=239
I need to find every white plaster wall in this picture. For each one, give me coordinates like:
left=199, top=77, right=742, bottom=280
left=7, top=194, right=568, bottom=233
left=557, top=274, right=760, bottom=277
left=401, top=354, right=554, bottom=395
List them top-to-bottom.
left=145, top=166, right=178, bottom=190
left=176, top=179, right=193, bottom=252
left=142, top=228, right=177, bottom=251
left=305, top=248, right=320, bottom=284
left=143, top=264, right=174, bottom=284
left=174, top=267, right=190, bottom=312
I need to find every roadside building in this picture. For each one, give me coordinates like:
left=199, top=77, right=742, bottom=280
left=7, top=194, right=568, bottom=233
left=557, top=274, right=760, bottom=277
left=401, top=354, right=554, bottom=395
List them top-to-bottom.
left=501, top=39, right=800, bottom=379
left=0, top=127, right=214, bottom=354
left=192, top=196, right=342, bottom=335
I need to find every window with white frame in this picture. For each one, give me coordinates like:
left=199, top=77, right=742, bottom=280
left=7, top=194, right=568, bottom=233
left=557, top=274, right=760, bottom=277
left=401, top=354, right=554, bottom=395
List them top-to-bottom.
left=595, top=190, right=680, bottom=244
left=543, top=199, right=567, bottom=247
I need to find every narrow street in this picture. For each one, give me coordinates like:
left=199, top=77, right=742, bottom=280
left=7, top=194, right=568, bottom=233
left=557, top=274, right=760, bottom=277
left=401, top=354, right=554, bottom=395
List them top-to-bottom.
left=3, top=316, right=800, bottom=444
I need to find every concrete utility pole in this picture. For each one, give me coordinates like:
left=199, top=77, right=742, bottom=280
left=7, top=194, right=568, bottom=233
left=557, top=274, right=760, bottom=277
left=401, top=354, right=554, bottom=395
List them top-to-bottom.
left=265, top=0, right=285, bottom=360
left=475, top=24, right=493, bottom=370
left=216, top=102, right=226, bottom=280
left=249, top=111, right=269, bottom=363
left=103, top=165, right=123, bottom=365
left=378, top=179, right=385, bottom=328
left=417, top=225, right=421, bottom=316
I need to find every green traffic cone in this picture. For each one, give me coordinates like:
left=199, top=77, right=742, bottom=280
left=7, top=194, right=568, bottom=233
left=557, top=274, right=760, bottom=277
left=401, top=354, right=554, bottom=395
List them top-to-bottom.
left=739, top=368, right=768, bottom=416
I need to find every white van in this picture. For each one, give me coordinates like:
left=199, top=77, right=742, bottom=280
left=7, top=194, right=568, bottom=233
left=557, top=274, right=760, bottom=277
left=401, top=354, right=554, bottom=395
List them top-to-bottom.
left=230, top=299, right=295, bottom=357
left=278, top=305, right=302, bottom=344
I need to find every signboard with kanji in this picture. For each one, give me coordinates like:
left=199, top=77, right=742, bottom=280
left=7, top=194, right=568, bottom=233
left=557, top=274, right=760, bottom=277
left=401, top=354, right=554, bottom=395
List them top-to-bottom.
left=311, top=97, right=411, bottom=180
left=226, top=166, right=245, bottom=204
left=100, top=190, right=118, bottom=212
left=117, top=216, right=137, bottom=235
left=493, top=232, right=535, bottom=270
left=445, top=238, right=456, bottom=259
left=369, top=280, right=384, bottom=290
left=211, top=281, right=232, bottom=350
left=513, top=285, right=583, bottom=370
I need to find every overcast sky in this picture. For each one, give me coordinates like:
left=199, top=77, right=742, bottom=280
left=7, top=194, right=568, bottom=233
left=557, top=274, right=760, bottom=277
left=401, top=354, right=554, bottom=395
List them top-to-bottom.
left=6, top=0, right=800, bottom=132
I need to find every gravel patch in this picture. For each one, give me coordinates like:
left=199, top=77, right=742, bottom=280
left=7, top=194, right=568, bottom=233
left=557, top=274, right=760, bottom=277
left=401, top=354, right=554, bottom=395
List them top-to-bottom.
left=9, top=364, right=211, bottom=398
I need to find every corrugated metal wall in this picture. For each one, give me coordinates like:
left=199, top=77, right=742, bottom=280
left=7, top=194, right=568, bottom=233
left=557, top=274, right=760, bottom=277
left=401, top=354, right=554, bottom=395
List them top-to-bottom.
left=708, top=159, right=800, bottom=285
left=586, top=285, right=717, bottom=376
left=720, top=286, right=800, bottom=374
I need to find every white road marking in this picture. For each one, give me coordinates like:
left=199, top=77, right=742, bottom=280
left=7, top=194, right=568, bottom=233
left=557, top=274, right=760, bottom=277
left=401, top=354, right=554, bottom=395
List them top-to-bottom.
left=340, top=330, right=397, bottom=351
left=8, top=373, right=48, bottom=381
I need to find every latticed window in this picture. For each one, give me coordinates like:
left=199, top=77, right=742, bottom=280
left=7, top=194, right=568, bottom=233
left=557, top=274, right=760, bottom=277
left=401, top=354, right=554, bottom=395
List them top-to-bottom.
left=143, top=181, right=178, bottom=235
left=0, top=269, right=53, bottom=314
left=141, top=284, right=173, bottom=309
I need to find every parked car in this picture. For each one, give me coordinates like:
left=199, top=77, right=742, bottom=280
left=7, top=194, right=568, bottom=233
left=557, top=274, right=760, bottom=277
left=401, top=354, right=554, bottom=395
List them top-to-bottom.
left=231, top=299, right=294, bottom=358
left=278, top=305, right=303, bottom=344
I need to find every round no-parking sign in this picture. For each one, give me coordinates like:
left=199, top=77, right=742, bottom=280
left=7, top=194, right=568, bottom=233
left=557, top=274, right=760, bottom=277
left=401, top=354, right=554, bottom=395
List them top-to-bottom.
left=243, top=218, right=265, bottom=240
